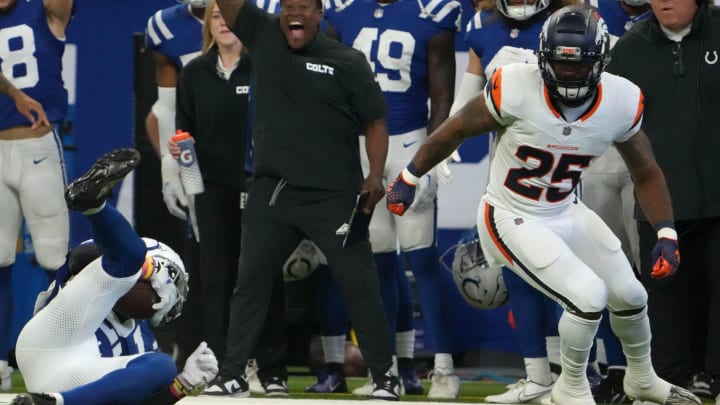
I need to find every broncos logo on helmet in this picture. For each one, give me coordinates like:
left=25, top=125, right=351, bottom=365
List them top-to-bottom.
left=538, top=5, right=610, bottom=104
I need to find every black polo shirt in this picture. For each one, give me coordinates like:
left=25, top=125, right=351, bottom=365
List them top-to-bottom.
left=229, top=1, right=387, bottom=193
left=176, top=47, right=251, bottom=191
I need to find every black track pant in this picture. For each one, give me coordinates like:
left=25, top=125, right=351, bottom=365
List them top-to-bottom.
left=222, top=177, right=392, bottom=381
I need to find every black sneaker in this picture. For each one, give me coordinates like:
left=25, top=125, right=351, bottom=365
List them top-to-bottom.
left=64, top=148, right=140, bottom=212
left=592, top=368, right=630, bottom=403
left=202, top=370, right=250, bottom=398
left=371, top=371, right=400, bottom=401
left=689, top=372, right=713, bottom=398
left=263, top=376, right=289, bottom=397
left=10, top=393, right=56, bottom=405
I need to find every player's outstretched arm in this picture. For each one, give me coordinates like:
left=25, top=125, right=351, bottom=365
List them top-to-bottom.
left=217, top=0, right=246, bottom=29
left=387, top=93, right=500, bottom=216
left=617, top=129, right=679, bottom=278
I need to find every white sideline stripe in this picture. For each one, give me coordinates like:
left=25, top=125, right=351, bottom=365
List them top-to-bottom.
left=0, top=394, right=473, bottom=404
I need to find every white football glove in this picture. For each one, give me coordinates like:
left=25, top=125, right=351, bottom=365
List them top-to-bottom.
left=484, top=46, right=538, bottom=79
left=435, top=150, right=462, bottom=184
left=161, top=155, right=188, bottom=220
left=412, top=168, right=439, bottom=208
left=177, top=341, right=219, bottom=390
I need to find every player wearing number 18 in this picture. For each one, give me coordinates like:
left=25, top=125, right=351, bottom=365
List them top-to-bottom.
left=0, top=0, right=74, bottom=383
left=387, top=5, right=700, bottom=405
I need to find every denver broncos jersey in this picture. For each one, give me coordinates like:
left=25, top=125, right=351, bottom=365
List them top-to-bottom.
left=0, top=0, right=69, bottom=129
left=324, top=0, right=462, bottom=135
left=464, top=9, right=546, bottom=69
left=483, top=64, right=644, bottom=218
left=95, top=314, right=158, bottom=357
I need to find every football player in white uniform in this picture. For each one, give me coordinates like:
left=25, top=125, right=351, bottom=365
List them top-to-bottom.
left=387, top=5, right=701, bottom=405
left=11, top=149, right=218, bottom=405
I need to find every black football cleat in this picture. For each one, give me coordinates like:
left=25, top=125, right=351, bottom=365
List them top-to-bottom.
left=65, top=148, right=140, bottom=212
left=10, top=393, right=57, bottom=405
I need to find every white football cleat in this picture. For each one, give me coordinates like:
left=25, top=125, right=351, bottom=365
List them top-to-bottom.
left=427, top=368, right=460, bottom=399
left=351, top=370, right=374, bottom=396
left=624, top=373, right=701, bottom=405
left=546, top=374, right=596, bottom=405
left=486, top=379, right=553, bottom=403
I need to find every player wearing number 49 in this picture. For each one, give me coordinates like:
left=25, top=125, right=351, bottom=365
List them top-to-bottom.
left=0, top=0, right=74, bottom=388
left=388, top=5, right=701, bottom=405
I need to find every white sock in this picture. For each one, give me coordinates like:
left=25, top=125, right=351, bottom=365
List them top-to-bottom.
left=82, top=201, right=106, bottom=215
left=609, top=307, right=668, bottom=400
left=558, top=311, right=600, bottom=396
left=396, top=330, right=415, bottom=359
left=321, top=335, right=346, bottom=364
left=434, top=353, right=454, bottom=373
left=391, top=355, right=399, bottom=376
left=525, top=357, right=553, bottom=386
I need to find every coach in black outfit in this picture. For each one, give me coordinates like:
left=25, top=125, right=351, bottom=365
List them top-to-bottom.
left=204, top=0, right=399, bottom=399
left=606, top=0, right=720, bottom=399
left=173, top=7, right=289, bottom=394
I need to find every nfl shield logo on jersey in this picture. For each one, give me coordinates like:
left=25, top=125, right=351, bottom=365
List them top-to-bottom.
left=374, top=8, right=383, bottom=18
left=562, top=126, right=572, bottom=136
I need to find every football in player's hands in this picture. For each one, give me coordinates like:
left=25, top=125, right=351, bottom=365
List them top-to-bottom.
left=114, top=279, right=159, bottom=319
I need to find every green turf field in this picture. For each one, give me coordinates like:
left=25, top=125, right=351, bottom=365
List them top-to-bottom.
left=5, top=371, right=717, bottom=404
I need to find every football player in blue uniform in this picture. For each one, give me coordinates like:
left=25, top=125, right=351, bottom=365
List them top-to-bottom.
left=0, top=0, right=73, bottom=391
left=317, top=0, right=462, bottom=399
left=451, top=0, right=579, bottom=402
left=10, top=149, right=218, bottom=405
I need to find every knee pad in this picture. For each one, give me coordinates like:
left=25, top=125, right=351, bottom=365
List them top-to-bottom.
left=32, top=239, right=68, bottom=271
left=607, top=277, right=647, bottom=312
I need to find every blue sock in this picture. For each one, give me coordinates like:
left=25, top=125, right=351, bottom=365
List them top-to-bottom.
left=86, top=205, right=146, bottom=278
left=405, top=247, right=451, bottom=352
left=375, top=252, right=399, bottom=347
left=396, top=263, right=414, bottom=332
left=315, top=265, right=349, bottom=336
left=0, top=266, right=12, bottom=361
left=503, top=268, right=551, bottom=358
left=61, top=352, right=176, bottom=405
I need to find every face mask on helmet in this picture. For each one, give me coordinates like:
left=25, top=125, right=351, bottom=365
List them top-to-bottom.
left=177, top=0, right=209, bottom=8
left=496, top=0, right=551, bottom=21
left=620, top=0, right=649, bottom=7
left=538, top=5, right=610, bottom=104
left=440, top=230, right=508, bottom=310
left=143, top=238, right=189, bottom=326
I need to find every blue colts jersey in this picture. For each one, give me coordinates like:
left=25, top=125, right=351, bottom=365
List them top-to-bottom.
left=0, top=0, right=68, bottom=129
left=325, top=0, right=461, bottom=135
left=589, top=0, right=650, bottom=37
left=145, top=4, right=204, bottom=69
left=464, top=10, right=546, bottom=68
left=96, top=315, right=158, bottom=357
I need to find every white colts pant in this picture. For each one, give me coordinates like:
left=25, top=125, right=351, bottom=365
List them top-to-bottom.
left=359, top=128, right=436, bottom=253
left=0, top=131, right=68, bottom=270
left=477, top=198, right=647, bottom=315
left=16, top=258, right=142, bottom=392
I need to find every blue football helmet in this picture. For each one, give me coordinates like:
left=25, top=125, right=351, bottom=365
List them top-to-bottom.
left=496, top=0, right=551, bottom=21
left=538, top=5, right=610, bottom=104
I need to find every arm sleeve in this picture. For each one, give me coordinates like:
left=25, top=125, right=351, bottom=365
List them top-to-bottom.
left=449, top=72, right=486, bottom=116
left=151, top=87, right=177, bottom=157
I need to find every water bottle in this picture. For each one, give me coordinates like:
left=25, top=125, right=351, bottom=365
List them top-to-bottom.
left=172, top=130, right=204, bottom=195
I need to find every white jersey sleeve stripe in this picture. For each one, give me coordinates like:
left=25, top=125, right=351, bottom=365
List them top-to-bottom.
left=432, top=0, right=461, bottom=25
left=154, top=10, right=174, bottom=42
left=146, top=15, right=161, bottom=46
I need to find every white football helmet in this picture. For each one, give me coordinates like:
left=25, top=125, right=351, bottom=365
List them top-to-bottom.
left=177, top=0, right=210, bottom=8
left=496, top=0, right=550, bottom=21
left=440, top=230, right=508, bottom=310
left=143, top=238, right=189, bottom=326
left=283, top=239, right=326, bottom=282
